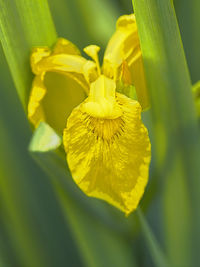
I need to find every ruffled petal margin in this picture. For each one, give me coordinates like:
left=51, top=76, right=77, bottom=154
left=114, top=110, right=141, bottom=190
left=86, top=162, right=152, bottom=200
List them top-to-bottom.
left=63, top=93, right=151, bottom=215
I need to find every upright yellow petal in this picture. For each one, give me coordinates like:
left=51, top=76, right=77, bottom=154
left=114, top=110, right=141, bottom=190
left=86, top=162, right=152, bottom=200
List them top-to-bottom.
left=103, top=14, right=149, bottom=110
left=103, top=15, right=138, bottom=68
left=28, top=38, right=98, bottom=134
left=31, top=53, right=95, bottom=92
left=63, top=93, right=151, bottom=215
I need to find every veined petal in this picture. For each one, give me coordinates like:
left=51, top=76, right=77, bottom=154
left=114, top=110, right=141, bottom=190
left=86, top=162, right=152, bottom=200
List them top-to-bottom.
left=103, top=14, right=149, bottom=110
left=63, top=93, right=151, bottom=215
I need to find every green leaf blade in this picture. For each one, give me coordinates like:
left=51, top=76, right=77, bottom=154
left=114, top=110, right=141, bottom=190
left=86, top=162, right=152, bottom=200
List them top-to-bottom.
left=0, top=0, right=57, bottom=109
left=132, top=0, right=200, bottom=265
left=137, top=209, right=169, bottom=267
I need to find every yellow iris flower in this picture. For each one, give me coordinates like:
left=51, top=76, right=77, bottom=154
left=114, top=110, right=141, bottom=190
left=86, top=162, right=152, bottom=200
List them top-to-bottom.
left=28, top=14, right=151, bottom=215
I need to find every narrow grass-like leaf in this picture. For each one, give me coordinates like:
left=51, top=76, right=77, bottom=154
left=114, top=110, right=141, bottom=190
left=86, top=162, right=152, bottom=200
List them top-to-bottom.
left=0, top=0, right=57, bottom=109
left=132, top=0, right=200, bottom=265
left=0, top=128, right=46, bottom=267
left=57, top=187, right=136, bottom=267
left=137, top=209, right=169, bottom=267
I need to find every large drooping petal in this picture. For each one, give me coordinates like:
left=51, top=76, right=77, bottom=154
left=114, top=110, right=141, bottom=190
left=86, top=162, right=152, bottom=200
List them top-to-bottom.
left=103, top=14, right=149, bottom=110
left=28, top=38, right=98, bottom=134
left=63, top=93, right=151, bottom=215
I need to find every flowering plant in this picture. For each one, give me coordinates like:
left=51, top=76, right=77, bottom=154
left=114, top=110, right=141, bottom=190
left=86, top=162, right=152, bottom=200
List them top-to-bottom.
left=28, top=14, right=151, bottom=215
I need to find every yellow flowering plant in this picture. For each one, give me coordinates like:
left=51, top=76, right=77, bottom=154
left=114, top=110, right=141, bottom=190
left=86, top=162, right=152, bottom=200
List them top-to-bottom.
left=2, top=0, right=200, bottom=264
left=28, top=14, right=151, bottom=215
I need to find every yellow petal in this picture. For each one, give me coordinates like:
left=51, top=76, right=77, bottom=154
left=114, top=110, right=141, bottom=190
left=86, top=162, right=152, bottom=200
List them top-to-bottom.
left=103, top=14, right=149, bottom=110
left=103, top=14, right=138, bottom=73
left=28, top=38, right=99, bottom=133
left=30, top=38, right=98, bottom=92
left=31, top=38, right=80, bottom=75
left=52, top=38, right=81, bottom=55
left=83, top=45, right=101, bottom=75
left=83, top=45, right=100, bottom=62
left=31, top=47, right=51, bottom=75
left=33, top=54, right=95, bottom=92
left=82, top=60, right=99, bottom=84
left=119, top=61, right=132, bottom=85
left=28, top=71, right=87, bottom=134
left=28, top=75, right=46, bottom=126
left=63, top=93, right=151, bottom=215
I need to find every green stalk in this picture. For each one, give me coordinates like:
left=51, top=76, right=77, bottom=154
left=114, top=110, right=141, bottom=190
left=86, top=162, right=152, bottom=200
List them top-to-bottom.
left=0, top=0, right=57, bottom=109
left=132, top=0, right=200, bottom=265
left=137, top=209, right=169, bottom=267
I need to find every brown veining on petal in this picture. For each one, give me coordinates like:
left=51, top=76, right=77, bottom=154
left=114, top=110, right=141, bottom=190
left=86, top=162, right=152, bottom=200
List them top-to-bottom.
left=82, top=115, right=125, bottom=142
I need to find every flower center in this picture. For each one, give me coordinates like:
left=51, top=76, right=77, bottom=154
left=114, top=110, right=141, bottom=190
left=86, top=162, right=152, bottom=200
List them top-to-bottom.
left=82, top=75, right=122, bottom=119
left=83, top=113, right=125, bottom=142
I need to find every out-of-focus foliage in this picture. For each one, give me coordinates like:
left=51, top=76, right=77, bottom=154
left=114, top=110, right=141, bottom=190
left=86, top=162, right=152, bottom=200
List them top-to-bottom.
left=0, top=0, right=200, bottom=266
left=133, top=0, right=200, bottom=266
left=174, top=0, right=200, bottom=83
left=192, top=81, right=200, bottom=116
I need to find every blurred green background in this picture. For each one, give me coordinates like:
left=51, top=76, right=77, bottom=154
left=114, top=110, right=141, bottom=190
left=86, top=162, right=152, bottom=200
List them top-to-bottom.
left=0, top=0, right=200, bottom=266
